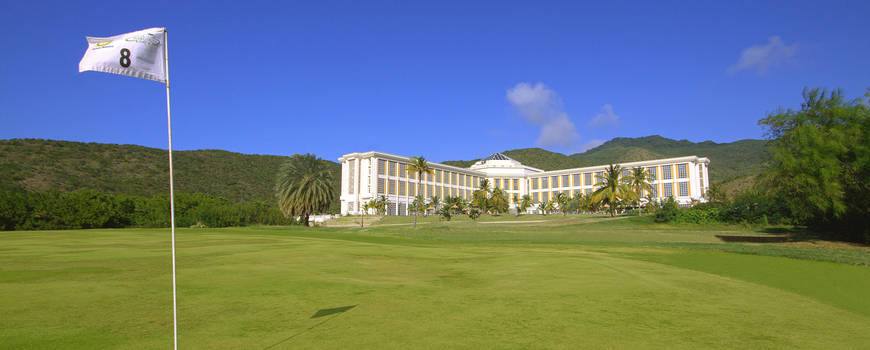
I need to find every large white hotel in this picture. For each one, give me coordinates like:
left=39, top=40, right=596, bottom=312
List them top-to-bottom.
left=338, top=151, right=710, bottom=216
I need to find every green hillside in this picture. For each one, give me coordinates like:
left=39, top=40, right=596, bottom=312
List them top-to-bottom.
left=443, top=135, right=768, bottom=184
left=0, top=139, right=340, bottom=209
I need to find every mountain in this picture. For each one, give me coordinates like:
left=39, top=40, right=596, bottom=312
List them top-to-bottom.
left=442, top=135, right=768, bottom=185
left=0, top=139, right=341, bottom=210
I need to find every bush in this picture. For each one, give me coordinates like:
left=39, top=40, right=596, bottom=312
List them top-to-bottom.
left=653, top=197, right=680, bottom=223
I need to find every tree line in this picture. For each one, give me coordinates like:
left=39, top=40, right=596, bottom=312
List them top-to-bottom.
left=0, top=190, right=293, bottom=231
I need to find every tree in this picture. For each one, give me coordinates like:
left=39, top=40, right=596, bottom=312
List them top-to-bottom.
left=759, top=87, right=870, bottom=242
left=275, top=153, right=336, bottom=226
left=407, top=156, right=434, bottom=229
left=592, top=164, right=639, bottom=217
left=627, top=167, right=654, bottom=214
left=472, top=179, right=491, bottom=214
left=705, top=183, right=726, bottom=203
left=489, top=188, right=509, bottom=215
left=554, top=192, right=570, bottom=215
left=517, top=194, right=532, bottom=216
left=409, top=195, right=427, bottom=219
left=429, top=195, right=441, bottom=214
left=542, top=200, right=556, bottom=215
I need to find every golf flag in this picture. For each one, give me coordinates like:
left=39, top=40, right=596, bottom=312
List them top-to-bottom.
left=79, top=27, right=166, bottom=83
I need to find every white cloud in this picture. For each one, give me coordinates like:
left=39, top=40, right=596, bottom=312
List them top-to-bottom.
left=728, top=36, right=797, bottom=75
left=506, top=83, right=579, bottom=148
left=588, top=104, right=620, bottom=127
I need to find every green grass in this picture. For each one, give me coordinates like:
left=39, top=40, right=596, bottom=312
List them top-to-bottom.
left=2, top=216, right=870, bottom=349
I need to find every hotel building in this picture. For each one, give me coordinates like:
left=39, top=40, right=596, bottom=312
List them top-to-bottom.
left=338, top=151, right=710, bottom=216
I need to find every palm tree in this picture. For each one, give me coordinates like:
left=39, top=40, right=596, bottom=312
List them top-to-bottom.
left=275, top=153, right=336, bottom=226
left=407, top=156, right=434, bottom=229
left=592, top=164, right=638, bottom=217
left=627, top=167, right=654, bottom=214
left=473, top=179, right=491, bottom=214
left=489, top=188, right=509, bottom=215
left=554, top=192, right=570, bottom=215
left=518, top=194, right=532, bottom=215
left=409, top=195, right=427, bottom=218
left=428, top=195, right=441, bottom=215
left=542, top=200, right=556, bottom=215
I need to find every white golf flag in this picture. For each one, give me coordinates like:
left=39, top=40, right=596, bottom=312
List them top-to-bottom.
left=79, top=27, right=166, bottom=83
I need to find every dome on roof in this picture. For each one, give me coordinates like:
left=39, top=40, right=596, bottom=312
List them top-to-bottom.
left=482, top=152, right=513, bottom=161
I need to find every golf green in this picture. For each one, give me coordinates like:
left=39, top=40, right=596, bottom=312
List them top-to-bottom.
left=2, top=216, right=869, bottom=349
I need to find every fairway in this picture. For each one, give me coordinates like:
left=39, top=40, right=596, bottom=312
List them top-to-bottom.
left=2, top=216, right=870, bottom=349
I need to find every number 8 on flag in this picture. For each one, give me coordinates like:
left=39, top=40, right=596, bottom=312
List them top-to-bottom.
left=79, top=27, right=166, bottom=83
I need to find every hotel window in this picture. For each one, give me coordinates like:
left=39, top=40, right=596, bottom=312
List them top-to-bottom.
left=378, top=159, right=386, bottom=175
left=348, top=160, right=355, bottom=194
left=388, top=161, right=397, bottom=176
left=399, top=163, right=406, bottom=178
left=677, top=164, right=688, bottom=179
left=662, top=165, right=672, bottom=180
left=647, top=167, right=657, bottom=180
left=622, top=169, right=630, bottom=178
left=436, top=170, right=442, bottom=183
left=426, top=172, right=432, bottom=182
left=595, top=172, right=604, bottom=184
left=452, top=173, right=458, bottom=185
left=584, top=173, right=592, bottom=186
left=459, top=174, right=464, bottom=186
left=572, top=174, right=580, bottom=187
left=466, top=175, right=471, bottom=187
left=562, top=175, right=569, bottom=187
left=551, top=176, right=559, bottom=188
left=542, top=177, right=549, bottom=189
left=378, top=178, right=385, bottom=193
left=389, top=179, right=396, bottom=194
left=513, top=179, right=519, bottom=190
left=399, top=181, right=406, bottom=195
left=679, top=182, right=689, bottom=196
left=663, top=183, right=673, bottom=197
left=409, top=184, right=416, bottom=196
left=648, top=184, right=658, bottom=198
left=428, top=185, right=434, bottom=197
left=437, top=186, right=443, bottom=197
left=532, top=192, right=539, bottom=203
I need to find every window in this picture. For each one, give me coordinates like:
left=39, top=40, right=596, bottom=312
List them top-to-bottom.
left=378, top=159, right=386, bottom=175
left=348, top=160, right=355, bottom=194
left=399, top=163, right=406, bottom=178
left=677, top=164, right=688, bottom=179
left=662, top=165, right=672, bottom=180
left=646, top=167, right=657, bottom=180
left=622, top=169, right=630, bottom=178
left=436, top=170, right=442, bottom=183
left=426, top=172, right=433, bottom=182
left=452, top=172, right=457, bottom=185
left=584, top=173, right=592, bottom=186
left=459, top=174, right=464, bottom=186
left=572, top=174, right=580, bottom=187
left=562, top=175, right=569, bottom=187
left=551, top=176, right=559, bottom=188
left=542, top=177, right=549, bottom=189
left=378, top=178, right=385, bottom=193
left=493, top=178, right=499, bottom=189
left=532, top=178, right=539, bottom=190
left=389, top=179, right=396, bottom=194
left=512, top=179, right=518, bottom=190
left=399, top=181, right=406, bottom=195
left=679, top=182, right=689, bottom=196
left=409, top=183, right=416, bottom=196
left=663, top=183, right=673, bottom=197
left=648, top=184, right=658, bottom=197
left=427, top=185, right=433, bottom=197
left=532, top=192, right=539, bottom=203
left=398, top=203, right=406, bottom=216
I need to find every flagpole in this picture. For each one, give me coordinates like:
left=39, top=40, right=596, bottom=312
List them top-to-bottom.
left=163, top=28, right=179, bottom=350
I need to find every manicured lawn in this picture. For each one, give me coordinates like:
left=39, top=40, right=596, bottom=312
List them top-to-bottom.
left=2, top=216, right=869, bottom=349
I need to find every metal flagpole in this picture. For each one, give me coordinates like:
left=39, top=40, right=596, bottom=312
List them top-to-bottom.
left=163, top=28, right=179, bottom=350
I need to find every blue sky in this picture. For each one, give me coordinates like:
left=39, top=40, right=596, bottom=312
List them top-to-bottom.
left=1, top=1, right=868, bottom=163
